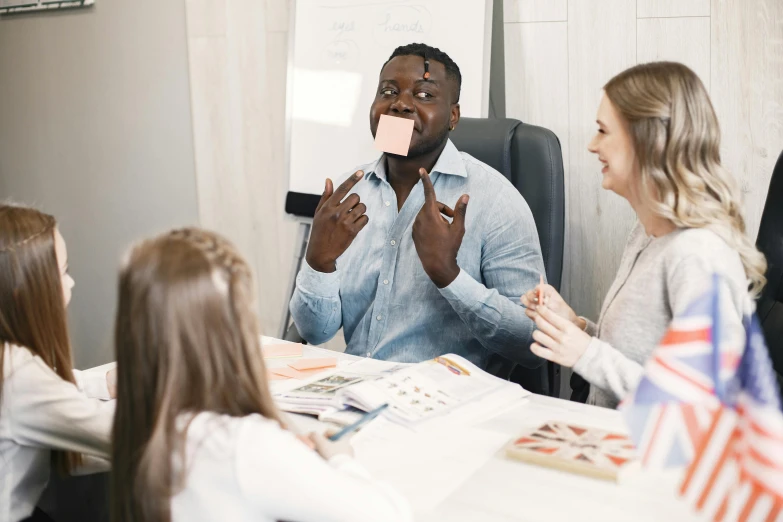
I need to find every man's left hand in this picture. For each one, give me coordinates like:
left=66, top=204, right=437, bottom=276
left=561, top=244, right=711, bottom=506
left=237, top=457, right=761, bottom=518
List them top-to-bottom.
left=412, top=168, right=469, bottom=288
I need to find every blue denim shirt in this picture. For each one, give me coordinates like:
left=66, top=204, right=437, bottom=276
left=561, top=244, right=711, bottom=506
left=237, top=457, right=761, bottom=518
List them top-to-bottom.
left=290, top=140, right=545, bottom=373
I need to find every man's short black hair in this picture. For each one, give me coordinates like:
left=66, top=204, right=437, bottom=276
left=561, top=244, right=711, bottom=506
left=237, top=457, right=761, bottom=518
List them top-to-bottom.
left=382, top=43, right=462, bottom=102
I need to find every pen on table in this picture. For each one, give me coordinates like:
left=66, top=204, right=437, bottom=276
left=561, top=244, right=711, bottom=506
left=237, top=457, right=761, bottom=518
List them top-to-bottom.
left=328, top=403, right=389, bottom=441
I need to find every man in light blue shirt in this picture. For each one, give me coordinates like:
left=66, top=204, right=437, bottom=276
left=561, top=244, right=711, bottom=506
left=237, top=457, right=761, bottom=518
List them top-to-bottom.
left=290, top=43, right=545, bottom=376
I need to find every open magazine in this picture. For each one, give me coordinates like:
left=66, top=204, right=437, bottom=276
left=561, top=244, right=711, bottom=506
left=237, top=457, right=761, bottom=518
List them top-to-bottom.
left=274, top=354, right=522, bottom=426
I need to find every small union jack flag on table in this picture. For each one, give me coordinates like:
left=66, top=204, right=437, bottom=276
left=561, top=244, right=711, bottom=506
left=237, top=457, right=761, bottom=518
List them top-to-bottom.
left=622, top=274, right=783, bottom=521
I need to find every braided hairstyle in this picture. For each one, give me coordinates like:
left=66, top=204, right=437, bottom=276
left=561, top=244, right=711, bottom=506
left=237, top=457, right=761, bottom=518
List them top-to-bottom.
left=383, top=42, right=462, bottom=102
left=111, top=227, right=281, bottom=522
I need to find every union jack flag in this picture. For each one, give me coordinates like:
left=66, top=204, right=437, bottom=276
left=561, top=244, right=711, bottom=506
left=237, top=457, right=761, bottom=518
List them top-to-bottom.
left=622, top=274, right=742, bottom=468
left=623, top=274, right=783, bottom=521
left=679, top=314, right=783, bottom=521
left=505, top=422, right=638, bottom=482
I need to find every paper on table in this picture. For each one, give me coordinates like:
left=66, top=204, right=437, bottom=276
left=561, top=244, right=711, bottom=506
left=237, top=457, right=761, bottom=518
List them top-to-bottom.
left=374, top=114, right=414, bottom=156
left=262, top=343, right=304, bottom=359
left=288, top=357, right=338, bottom=371
left=343, top=357, right=411, bottom=375
left=354, top=418, right=509, bottom=513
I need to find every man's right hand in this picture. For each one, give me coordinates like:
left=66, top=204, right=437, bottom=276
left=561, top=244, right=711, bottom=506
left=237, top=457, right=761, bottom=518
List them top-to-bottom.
left=305, top=170, right=368, bottom=273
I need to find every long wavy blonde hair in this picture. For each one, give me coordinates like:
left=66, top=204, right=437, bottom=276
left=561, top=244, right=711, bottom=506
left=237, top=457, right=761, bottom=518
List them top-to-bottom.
left=604, top=61, right=766, bottom=296
left=110, top=228, right=281, bottom=522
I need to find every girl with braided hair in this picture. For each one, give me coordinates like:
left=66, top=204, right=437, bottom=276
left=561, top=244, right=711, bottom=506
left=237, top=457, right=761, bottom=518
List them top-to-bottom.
left=110, top=227, right=411, bottom=522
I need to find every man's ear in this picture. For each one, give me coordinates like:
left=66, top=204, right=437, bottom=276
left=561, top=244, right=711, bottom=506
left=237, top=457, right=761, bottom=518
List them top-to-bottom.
left=450, top=103, right=461, bottom=131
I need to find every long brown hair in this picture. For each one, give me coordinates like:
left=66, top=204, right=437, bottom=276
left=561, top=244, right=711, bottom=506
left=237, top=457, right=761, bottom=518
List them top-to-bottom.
left=604, top=61, right=766, bottom=296
left=0, top=204, right=81, bottom=473
left=110, top=228, right=281, bottom=522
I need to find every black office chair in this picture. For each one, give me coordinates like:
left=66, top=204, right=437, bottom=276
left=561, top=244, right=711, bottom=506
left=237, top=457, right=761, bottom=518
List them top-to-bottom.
left=450, top=118, right=565, bottom=397
left=756, top=149, right=783, bottom=394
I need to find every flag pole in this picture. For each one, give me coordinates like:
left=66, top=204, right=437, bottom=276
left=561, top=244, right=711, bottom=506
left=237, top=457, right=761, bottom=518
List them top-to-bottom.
left=711, top=273, right=724, bottom=402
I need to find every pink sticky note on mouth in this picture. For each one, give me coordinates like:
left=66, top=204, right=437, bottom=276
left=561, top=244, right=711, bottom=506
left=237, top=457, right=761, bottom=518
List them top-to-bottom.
left=375, top=114, right=415, bottom=156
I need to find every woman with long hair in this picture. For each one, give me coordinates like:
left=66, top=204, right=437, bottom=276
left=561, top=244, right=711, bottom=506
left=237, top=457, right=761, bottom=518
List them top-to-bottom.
left=522, top=62, right=766, bottom=408
left=0, top=204, right=115, bottom=522
left=110, top=227, right=410, bottom=522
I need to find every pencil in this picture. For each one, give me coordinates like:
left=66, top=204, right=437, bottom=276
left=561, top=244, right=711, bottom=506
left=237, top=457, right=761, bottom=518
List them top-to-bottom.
left=328, top=403, right=389, bottom=441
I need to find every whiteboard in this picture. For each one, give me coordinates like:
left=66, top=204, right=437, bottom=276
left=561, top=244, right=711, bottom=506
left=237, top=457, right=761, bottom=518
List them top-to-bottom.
left=285, top=0, right=493, bottom=213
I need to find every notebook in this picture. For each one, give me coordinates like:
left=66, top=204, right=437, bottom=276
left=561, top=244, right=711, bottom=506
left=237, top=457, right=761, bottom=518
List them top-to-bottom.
left=274, top=354, right=523, bottom=427
left=505, top=422, right=639, bottom=482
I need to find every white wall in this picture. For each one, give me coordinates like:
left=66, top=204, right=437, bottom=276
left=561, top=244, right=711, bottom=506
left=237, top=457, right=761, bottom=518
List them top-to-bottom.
left=0, top=0, right=201, bottom=367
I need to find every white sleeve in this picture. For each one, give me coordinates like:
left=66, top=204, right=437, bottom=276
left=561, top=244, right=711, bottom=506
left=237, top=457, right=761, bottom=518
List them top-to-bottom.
left=573, top=337, right=645, bottom=401
left=6, top=351, right=113, bottom=459
left=72, top=367, right=112, bottom=400
left=235, top=417, right=413, bottom=522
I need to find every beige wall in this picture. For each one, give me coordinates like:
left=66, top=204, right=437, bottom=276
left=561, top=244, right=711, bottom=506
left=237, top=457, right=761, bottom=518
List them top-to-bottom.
left=0, top=0, right=200, bottom=368
left=184, top=0, right=307, bottom=344
left=504, top=0, right=783, bottom=325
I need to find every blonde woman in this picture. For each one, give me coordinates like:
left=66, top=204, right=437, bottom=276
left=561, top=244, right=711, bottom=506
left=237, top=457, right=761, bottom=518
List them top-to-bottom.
left=522, top=62, right=766, bottom=408
left=0, top=205, right=115, bottom=522
left=110, top=228, right=411, bottom=522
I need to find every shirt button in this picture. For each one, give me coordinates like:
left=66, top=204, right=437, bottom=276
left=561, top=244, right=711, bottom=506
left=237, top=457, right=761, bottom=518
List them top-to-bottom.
left=385, top=201, right=391, bottom=207
left=390, top=240, right=396, bottom=246
left=383, top=279, right=389, bottom=285
left=376, top=315, right=382, bottom=321
left=366, top=352, right=371, bottom=357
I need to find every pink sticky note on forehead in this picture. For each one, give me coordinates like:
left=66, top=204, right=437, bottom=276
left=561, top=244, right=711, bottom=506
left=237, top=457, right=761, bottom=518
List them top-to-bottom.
left=374, top=114, right=414, bottom=156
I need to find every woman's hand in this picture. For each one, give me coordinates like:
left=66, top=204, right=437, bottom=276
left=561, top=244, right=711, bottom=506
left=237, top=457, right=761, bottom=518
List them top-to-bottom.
left=521, top=282, right=584, bottom=330
left=530, top=303, right=592, bottom=368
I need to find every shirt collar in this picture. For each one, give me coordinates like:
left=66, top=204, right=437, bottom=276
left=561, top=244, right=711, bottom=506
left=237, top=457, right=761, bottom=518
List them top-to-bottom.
left=364, top=139, right=467, bottom=182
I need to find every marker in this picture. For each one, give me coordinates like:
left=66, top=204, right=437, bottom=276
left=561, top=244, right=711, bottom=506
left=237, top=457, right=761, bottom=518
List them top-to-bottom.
left=328, top=404, right=389, bottom=441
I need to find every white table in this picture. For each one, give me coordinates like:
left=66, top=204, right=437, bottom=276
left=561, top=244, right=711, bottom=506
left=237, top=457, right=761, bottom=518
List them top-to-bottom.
left=264, top=337, right=703, bottom=522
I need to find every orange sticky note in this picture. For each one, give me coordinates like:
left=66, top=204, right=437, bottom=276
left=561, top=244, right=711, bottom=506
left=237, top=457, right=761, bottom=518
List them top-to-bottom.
left=374, top=114, right=414, bottom=156
left=262, top=343, right=304, bottom=359
left=288, top=357, right=338, bottom=371
left=270, top=366, right=329, bottom=379
left=269, top=367, right=303, bottom=379
left=267, top=370, right=291, bottom=381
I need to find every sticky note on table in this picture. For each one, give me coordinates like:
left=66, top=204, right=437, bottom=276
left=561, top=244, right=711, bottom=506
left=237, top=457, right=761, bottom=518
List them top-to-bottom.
left=374, top=114, right=414, bottom=156
left=262, top=343, right=304, bottom=359
left=288, top=357, right=338, bottom=371
left=270, top=366, right=330, bottom=379
left=267, top=370, right=291, bottom=381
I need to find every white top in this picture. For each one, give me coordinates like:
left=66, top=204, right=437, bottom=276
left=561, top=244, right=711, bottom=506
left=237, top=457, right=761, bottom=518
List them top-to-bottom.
left=0, top=343, right=114, bottom=522
left=171, top=412, right=413, bottom=522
